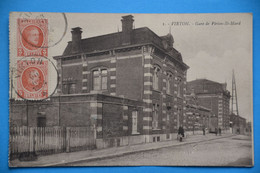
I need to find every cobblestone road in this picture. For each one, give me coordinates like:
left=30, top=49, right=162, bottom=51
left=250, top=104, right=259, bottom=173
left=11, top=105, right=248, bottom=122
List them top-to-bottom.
left=66, top=135, right=253, bottom=166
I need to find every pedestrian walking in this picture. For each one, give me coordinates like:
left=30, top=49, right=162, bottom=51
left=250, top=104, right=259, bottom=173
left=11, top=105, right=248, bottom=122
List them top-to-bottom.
left=178, top=126, right=185, bottom=142
left=203, top=127, right=205, bottom=135
left=215, top=127, right=218, bottom=136
left=219, top=128, right=222, bottom=136
left=237, top=128, right=240, bottom=134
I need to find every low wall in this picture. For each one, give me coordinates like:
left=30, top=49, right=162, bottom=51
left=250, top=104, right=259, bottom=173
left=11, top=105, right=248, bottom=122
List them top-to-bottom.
left=185, top=130, right=204, bottom=136
left=96, top=133, right=180, bottom=149
left=96, top=136, right=144, bottom=149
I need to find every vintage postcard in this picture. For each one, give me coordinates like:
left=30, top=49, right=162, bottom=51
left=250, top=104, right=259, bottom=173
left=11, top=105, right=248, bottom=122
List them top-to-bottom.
left=9, top=12, right=253, bottom=167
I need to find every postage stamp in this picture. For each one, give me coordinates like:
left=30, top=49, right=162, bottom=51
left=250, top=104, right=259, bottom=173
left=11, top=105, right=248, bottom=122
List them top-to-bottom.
left=17, top=18, right=48, bottom=57
left=16, top=58, right=48, bottom=99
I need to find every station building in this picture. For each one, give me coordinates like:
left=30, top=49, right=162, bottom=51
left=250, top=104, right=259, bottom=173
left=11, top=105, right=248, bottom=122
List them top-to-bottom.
left=10, top=15, right=189, bottom=148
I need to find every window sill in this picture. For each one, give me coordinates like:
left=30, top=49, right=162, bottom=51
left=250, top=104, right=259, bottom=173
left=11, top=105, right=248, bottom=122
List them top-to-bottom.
left=152, top=89, right=161, bottom=93
left=90, top=90, right=108, bottom=94
left=166, top=93, right=174, bottom=97
left=177, top=96, right=183, bottom=99
left=152, top=129, right=161, bottom=131
left=131, top=132, right=140, bottom=135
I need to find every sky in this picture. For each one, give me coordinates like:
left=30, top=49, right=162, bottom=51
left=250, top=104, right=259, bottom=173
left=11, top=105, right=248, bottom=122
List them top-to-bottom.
left=10, top=13, right=253, bottom=121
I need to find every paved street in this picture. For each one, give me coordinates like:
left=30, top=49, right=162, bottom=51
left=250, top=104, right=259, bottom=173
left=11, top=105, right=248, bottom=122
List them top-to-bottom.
left=66, top=135, right=253, bottom=166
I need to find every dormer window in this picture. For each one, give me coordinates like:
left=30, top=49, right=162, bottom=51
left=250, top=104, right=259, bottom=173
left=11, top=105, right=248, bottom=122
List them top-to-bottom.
left=93, top=68, right=107, bottom=91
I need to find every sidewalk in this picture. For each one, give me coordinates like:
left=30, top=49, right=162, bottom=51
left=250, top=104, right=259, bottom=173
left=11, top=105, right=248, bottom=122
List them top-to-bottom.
left=10, top=133, right=235, bottom=167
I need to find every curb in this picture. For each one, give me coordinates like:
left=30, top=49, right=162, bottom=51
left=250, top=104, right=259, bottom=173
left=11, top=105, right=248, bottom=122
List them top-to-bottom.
left=42, top=134, right=236, bottom=167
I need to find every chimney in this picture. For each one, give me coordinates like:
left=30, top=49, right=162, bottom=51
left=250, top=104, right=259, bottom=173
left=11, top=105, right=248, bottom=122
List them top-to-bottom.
left=121, top=15, right=134, bottom=45
left=71, top=27, right=82, bottom=53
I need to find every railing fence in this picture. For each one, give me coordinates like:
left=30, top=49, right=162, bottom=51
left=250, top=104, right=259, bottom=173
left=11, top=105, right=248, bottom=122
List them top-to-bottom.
left=9, top=126, right=95, bottom=160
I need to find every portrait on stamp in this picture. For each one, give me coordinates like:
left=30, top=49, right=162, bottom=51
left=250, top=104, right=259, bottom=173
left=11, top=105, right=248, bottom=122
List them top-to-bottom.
left=17, top=18, right=48, bottom=57
left=21, top=25, right=43, bottom=50
left=16, top=59, right=48, bottom=100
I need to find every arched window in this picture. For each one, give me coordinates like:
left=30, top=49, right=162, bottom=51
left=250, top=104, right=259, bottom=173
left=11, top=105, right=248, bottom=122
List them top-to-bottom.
left=153, top=65, right=160, bottom=90
left=92, top=68, right=107, bottom=91
left=166, top=72, right=173, bottom=94
left=177, top=76, right=182, bottom=97
left=152, top=103, right=159, bottom=129
left=177, top=107, right=182, bottom=128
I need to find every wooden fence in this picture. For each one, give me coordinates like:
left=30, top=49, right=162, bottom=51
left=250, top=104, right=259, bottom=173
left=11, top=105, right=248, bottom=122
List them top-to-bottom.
left=9, top=126, right=95, bottom=160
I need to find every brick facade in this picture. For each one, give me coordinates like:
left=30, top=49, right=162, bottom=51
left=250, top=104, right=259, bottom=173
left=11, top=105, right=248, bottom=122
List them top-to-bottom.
left=10, top=15, right=189, bottom=146
left=187, top=79, right=231, bottom=130
left=185, top=92, right=213, bottom=133
left=10, top=94, right=143, bottom=139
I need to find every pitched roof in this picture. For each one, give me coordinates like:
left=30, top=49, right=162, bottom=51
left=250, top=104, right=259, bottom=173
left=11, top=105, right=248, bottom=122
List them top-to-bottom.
left=62, top=27, right=183, bottom=62
left=187, top=79, right=230, bottom=95
left=188, top=79, right=222, bottom=86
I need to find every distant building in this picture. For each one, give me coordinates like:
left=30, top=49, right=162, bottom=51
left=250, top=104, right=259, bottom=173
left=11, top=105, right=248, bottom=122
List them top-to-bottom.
left=10, top=15, right=189, bottom=148
left=187, top=79, right=231, bottom=131
left=185, top=90, right=213, bottom=134
left=229, top=113, right=247, bottom=134
left=246, top=122, right=252, bottom=134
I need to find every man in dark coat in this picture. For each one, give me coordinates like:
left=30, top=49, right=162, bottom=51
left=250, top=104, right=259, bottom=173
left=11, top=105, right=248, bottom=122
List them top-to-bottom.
left=178, top=126, right=184, bottom=142
left=178, top=126, right=184, bottom=137
left=215, top=127, right=218, bottom=136
left=218, top=127, right=222, bottom=136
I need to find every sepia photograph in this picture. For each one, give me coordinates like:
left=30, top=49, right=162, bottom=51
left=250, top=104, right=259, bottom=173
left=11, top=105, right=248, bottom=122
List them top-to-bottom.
left=9, top=12, right=253, bottom=167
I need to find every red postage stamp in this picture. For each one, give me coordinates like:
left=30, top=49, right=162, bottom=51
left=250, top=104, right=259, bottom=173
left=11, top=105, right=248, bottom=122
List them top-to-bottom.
left=17, top=18, right=48, bottom=57
left=16, top=59, right=48, bottom=99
